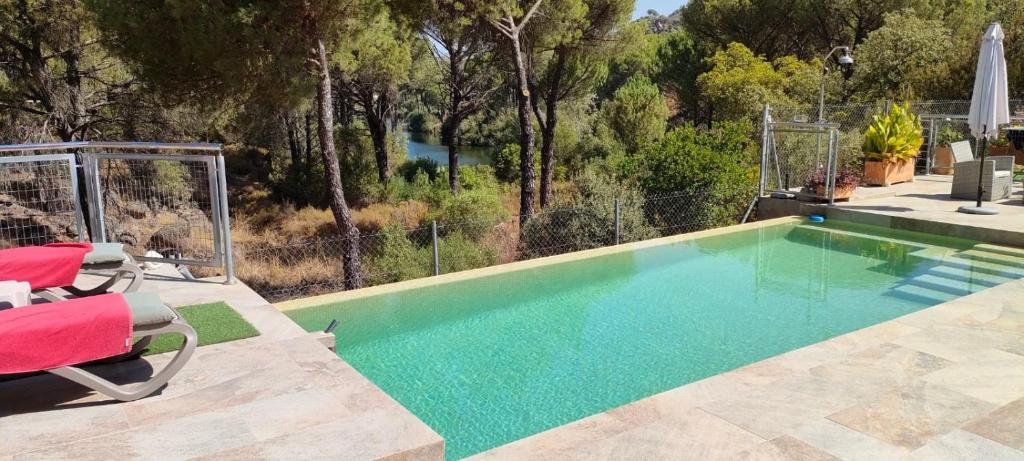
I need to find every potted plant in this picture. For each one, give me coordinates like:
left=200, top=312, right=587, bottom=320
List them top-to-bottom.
left=861, top=102, right=923, bottom=186
left=931, top=125, right=963, bottom=175
left=990, top=131, right=1010, bottom=156
left=804, top=167, right=861, bottom=201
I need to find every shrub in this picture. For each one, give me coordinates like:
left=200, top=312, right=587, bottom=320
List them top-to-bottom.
left=622, top=122, right=757, bottom=229
left=493, top=144, right=521, bottom=183
left=396, top=158, right=440, bottom=183
left=457, top=165, right=500, bottom=192
left=520, top=171, right=657, bottom=257
left=432, top=190, right=507, bottom=241
left=365, top=225, right=431, bottom=285
left=434, top=231, right=497, bottom=274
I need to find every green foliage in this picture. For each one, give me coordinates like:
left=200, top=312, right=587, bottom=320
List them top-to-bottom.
left=851, top=11, right=954, bottom=100
left=654, top=30, right=707, bottom=120
left=697, top=43, right=819, bottom=121
left=602, top=75, right=669, bottom=153
left=862, top=103, right=924, bottom=163
left=407, top=110, right=440, bottom=134
left=623, top=122, right=757, bottom=227
left=936, top=125, right=965, bottom=147
left=494, top=144, right=522, bottom=183
left=396, top=158, right=440, bottom=182
left=151, top=160, right=193, bottom=206
left=456, top=165, right=500, bottom=192
left=520, top=170, right=657, bottom=257
left=432, top=190, right=507, bottom=241
left=366, top=225, right=431, bottom=285
left=436, top=231, right=497, bottom=273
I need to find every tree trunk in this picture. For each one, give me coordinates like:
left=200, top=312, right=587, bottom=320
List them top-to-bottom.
left=510, top=31, right=535, bottom=227
left=314, top=38, right=362, bottom=289
left=538, top=47, right=566, bottom=208
left=446, top=55, right=463, bottom=193
left=365, top=105, right=389, bottom=183
left=304, top=109, right=314, bottom=166
left=286, top=113, right=301, bottom=167
left=447, top=132, right=460, bottom=193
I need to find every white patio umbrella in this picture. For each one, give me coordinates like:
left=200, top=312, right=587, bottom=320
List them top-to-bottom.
left=960, top=22, right=1011, bottom=215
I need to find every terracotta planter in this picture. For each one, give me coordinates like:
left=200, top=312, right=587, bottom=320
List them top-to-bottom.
left=989, top=144, right=1009, bottom=156
left=931, top=146, right=954, bottom=175
left=863, top=158, right=914, bottom=186
left=815, top=185, right=856, bottom=201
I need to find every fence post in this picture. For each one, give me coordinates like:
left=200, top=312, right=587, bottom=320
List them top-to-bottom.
left=216, top=153, right=236, bottom=284
left=613, top=198, right=621, bottom=245
left=431, top=220, right=440, bottom=276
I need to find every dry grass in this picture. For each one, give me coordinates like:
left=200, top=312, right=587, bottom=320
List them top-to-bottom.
left=352, top=200, right=429, bottom=233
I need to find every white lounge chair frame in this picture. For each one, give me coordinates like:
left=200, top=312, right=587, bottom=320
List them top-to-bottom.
left=46, top=315, right=196, bottom=402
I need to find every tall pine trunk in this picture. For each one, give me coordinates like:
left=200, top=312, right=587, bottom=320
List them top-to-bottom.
left=510, top=31, right=535, bottom=228
left=314, top=39, right=362, bottom=289
left=538, top=47, right=566, bottom=208
left=365, top=101, right=390, bottom=183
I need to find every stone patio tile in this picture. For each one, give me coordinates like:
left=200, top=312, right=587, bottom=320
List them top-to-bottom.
left=955, top=301, right=1024, bottom=335
left=764, top=322, right=920, bottom=372
left=891, top=325, right=1024, bottom=362
left=809, top=343, right=951, bottom=395
left=921, top=349, right=1024, bottom=406
left=121, top=355, right=315, bottom=427
left=607, top=361, right=798, bottom=426
left=699, top=373, right=864, bottom=439
left=827, top=382, right=996, bottom=449
left=230, top=388, right=354, bottom=441
left=963, top=397, right=1024, bottom=451
left=0, top=400, right=129, bottom=458
left=237, top=408, right=443, bottom=461
left=561, top=408, right=763, bottom=461
left=468, top=413, right=632, bottom=460
left=789, top=419, right=910, bottom=461
left=905, top=429, right=1024, bottom=461
left=734, top=436, right=841, bottom=461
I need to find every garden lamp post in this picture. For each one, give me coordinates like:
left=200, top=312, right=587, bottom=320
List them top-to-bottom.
left=817, top=46, right=854, bottom=122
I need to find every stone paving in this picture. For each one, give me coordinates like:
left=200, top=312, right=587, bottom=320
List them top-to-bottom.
left=0, top=268, right=443, bottom=461
left=471, top=278, right=1024, bottom=460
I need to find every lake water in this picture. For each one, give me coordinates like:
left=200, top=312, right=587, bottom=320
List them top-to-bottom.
left=405, top=131, right=494, bottom=166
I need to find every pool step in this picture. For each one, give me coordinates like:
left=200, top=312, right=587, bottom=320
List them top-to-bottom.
left=794, top=224, right=931, bottom=253
left=973, top=243, right=1024, bottom=259
left=956, top=248, right=1024, bottom=269
left=917, top=264, right=1011, bottom=286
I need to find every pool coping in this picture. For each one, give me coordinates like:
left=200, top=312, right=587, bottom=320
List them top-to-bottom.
left=274, top=216, right=805, bottom=311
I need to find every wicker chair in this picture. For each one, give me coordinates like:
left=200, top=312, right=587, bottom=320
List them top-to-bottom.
left=950, top=141, right=1014, bottom=201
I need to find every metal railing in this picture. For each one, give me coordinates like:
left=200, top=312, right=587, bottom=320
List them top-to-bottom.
left=0, top=142, right=235, bottom=283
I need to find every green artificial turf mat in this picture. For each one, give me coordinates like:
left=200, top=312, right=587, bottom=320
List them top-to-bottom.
left=144, top=302, right=259, bottom=355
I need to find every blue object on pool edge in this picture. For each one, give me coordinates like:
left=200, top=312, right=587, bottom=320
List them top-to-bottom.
left=808, top=214, right=825, bottom=223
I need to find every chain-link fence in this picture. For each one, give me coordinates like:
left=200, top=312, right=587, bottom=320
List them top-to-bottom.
left=761, top=98, right=1024, bottom=196
left=236, top=190, right=744, bottom=302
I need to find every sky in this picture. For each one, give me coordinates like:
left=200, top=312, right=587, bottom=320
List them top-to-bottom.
left=632, top=0, right=685, bottom=19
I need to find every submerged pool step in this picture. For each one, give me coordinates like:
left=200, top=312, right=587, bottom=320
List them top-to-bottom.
left=973, top=243, right=1024, bottom=259
left=956, top=248, right=1024, bottom=269
left=919, top=265, right=1014, bottom=287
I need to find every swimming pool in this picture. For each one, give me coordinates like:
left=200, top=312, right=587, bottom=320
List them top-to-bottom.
left=284, top=218, right=1024, bottom=459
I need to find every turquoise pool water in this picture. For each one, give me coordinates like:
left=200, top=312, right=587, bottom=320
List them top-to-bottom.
left=286, top=220, right=1024, bottom=459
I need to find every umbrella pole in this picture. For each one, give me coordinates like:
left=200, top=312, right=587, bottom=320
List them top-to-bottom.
left=976, top=125, right=987, bottom=208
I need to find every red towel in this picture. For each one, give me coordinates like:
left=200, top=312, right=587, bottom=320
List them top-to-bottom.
left=0, top=242, right=93, bottom=290
left=0, top=293, right=133, bottom=374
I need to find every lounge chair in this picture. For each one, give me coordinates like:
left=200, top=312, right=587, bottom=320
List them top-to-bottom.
left=950, top=140, right=1014, bottom=201
left=62, top=242, right=144, bottom=297
left=1, top=292, right=196, bottom=402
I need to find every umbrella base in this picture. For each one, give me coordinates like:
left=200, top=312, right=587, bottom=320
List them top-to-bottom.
left=957, top=205, right=1000, bottom=215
